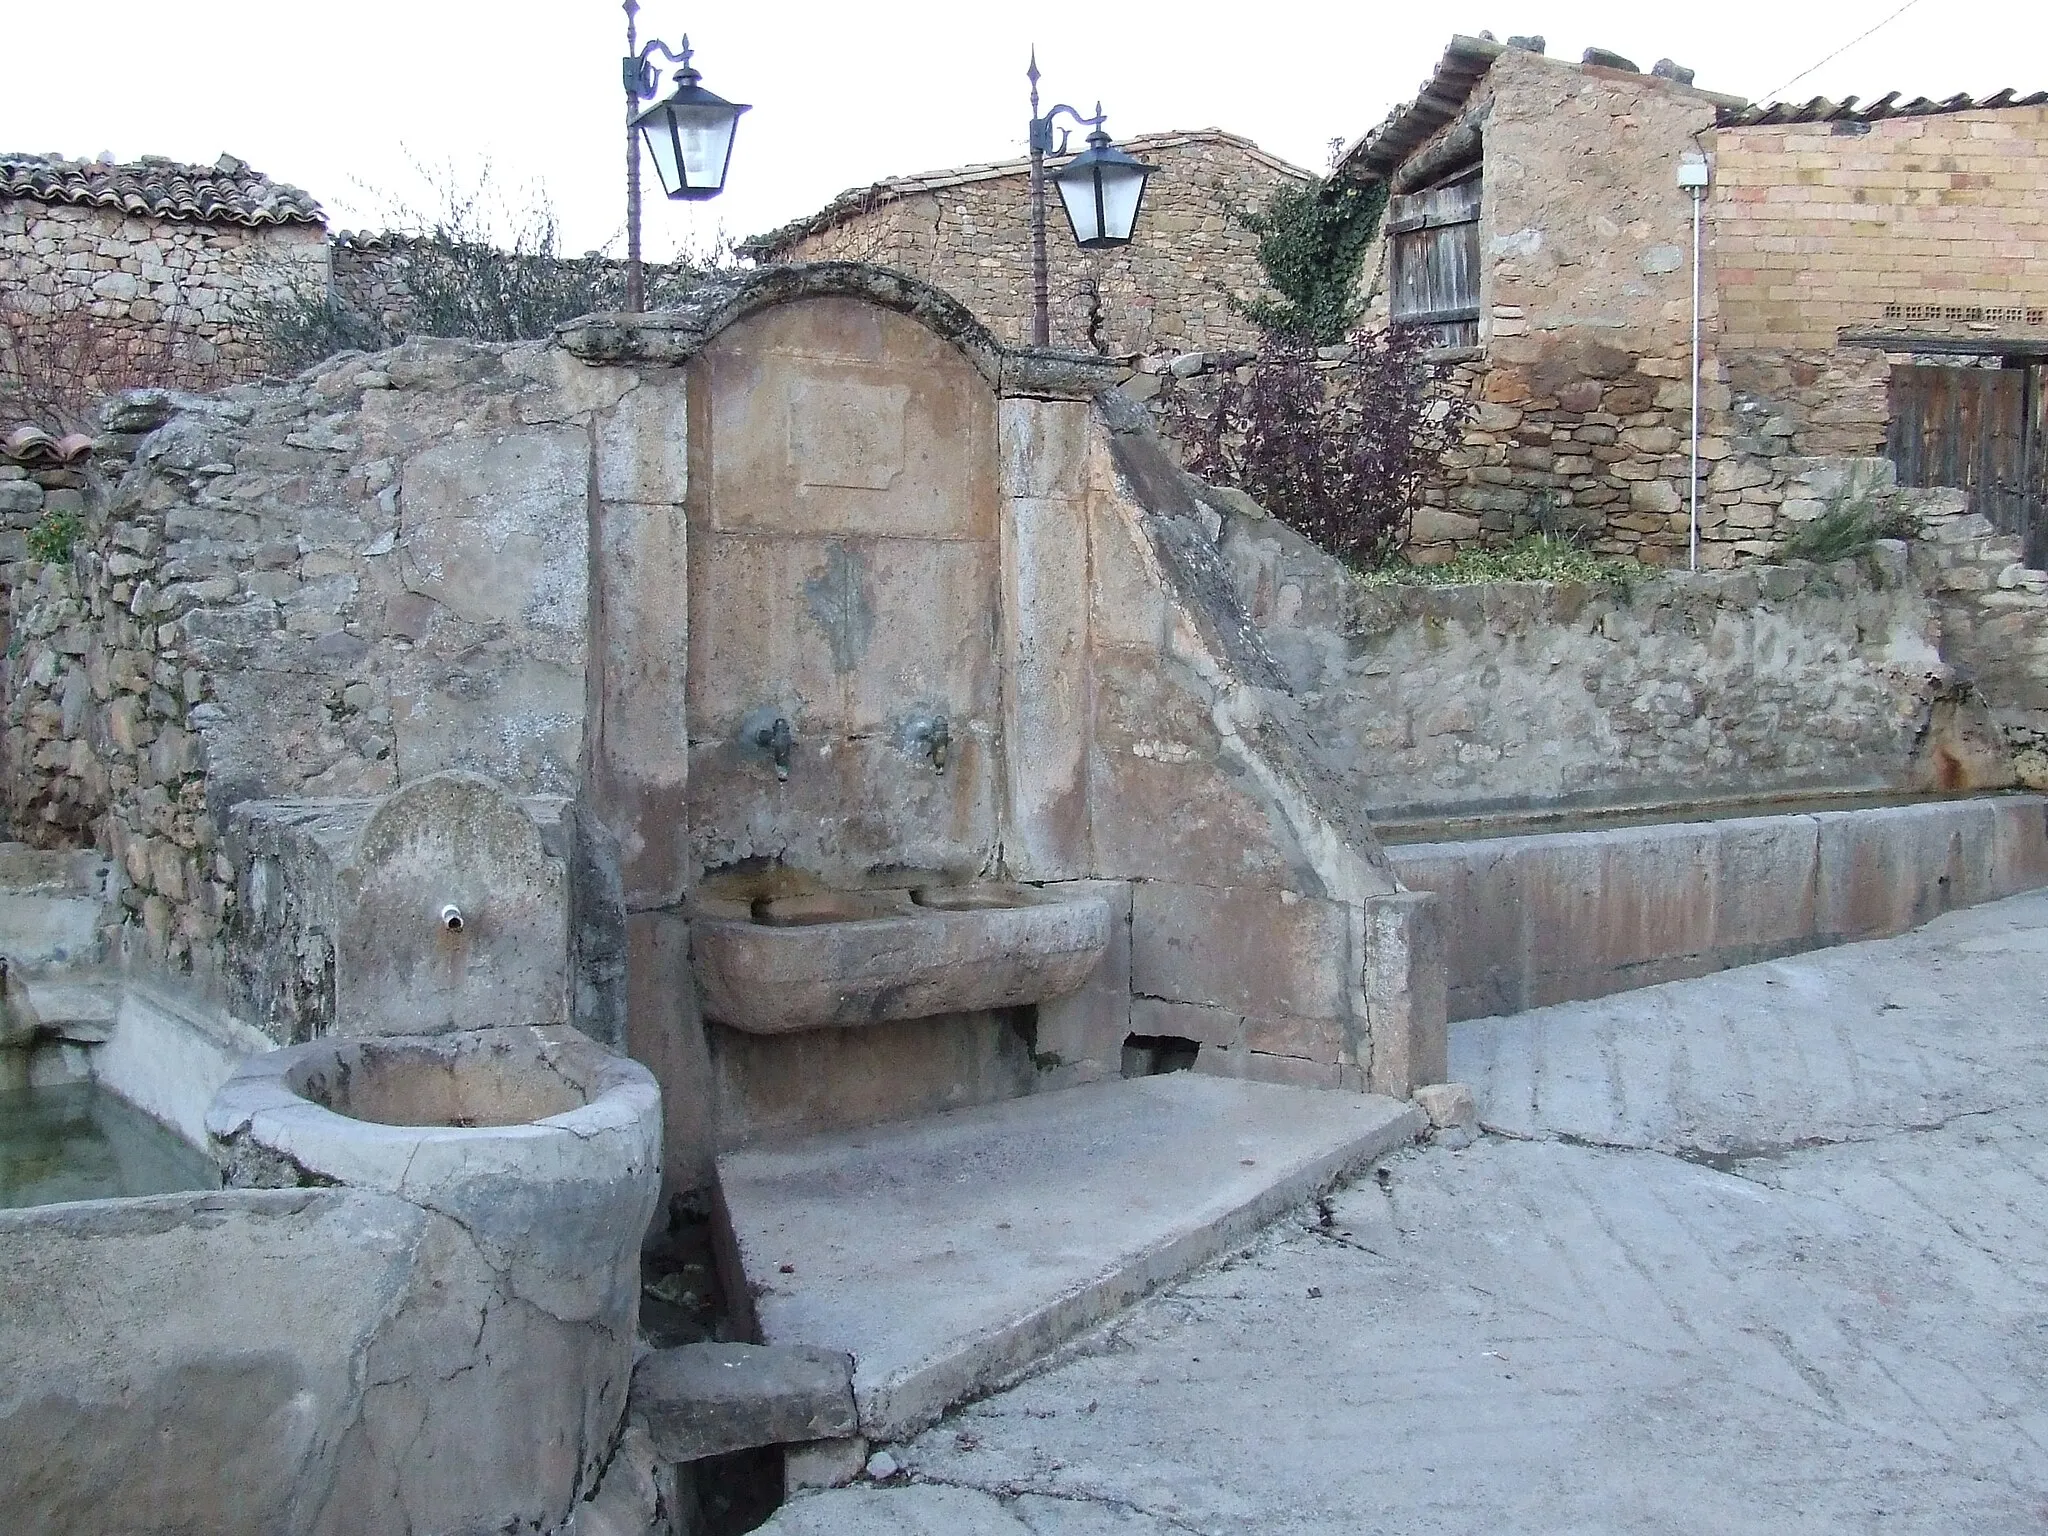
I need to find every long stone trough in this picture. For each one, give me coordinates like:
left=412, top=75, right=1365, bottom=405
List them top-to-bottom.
left=1391, top=793, right=2048, bottom=1021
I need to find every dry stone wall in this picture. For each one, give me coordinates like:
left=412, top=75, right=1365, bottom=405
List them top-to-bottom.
left=0, top=199, right=327, bottom=403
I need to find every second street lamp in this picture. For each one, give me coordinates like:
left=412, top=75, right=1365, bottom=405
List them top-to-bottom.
left=621, top=1, right=749, bottom=313
left=1027, top=53, right=1157, bottom=346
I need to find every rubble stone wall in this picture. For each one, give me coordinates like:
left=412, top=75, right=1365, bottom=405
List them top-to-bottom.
left=1380, top=49, right=1740, bottom=565
left=755, top=135, right=1304, bottom=359
left=0, top=201, right=328, bottom=393
left=0, top=338, right=603, bottom=999
left=1203, top=480, right=2027, bottom=818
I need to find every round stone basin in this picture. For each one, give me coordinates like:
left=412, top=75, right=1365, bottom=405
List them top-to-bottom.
left=205, top=1026, right=662, bottom=1324
left=287, top=1034, right=590, bottom=1128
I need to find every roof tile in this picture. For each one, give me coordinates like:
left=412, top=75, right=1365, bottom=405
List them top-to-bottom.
left=0, top=152, right=324, bottom=227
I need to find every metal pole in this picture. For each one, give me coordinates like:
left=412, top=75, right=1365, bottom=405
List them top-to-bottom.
left=624, top=0, right=644, bottom=314
left=1028, top=52, right=1050, bottom=348
left=1688, top=184, right=1703, bottom=571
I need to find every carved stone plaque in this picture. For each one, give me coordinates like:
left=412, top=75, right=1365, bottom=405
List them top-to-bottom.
left=786, top=378, right=908, bottom=490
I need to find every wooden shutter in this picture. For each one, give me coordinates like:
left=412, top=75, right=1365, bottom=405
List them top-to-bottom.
left=1388, top=174, right=1481, bottom=348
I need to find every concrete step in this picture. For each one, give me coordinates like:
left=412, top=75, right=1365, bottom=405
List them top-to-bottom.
left=0, top=843, right=114, bottom=970
left=20, top=976, right=119, bottom=1042
left=717, top=1074, right=1422, bottom=1444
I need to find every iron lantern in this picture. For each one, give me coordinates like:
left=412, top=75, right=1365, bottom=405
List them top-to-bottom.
left=630, top=47, right=750, bottom=201
left=1051, top=126, right=1157, bottom=249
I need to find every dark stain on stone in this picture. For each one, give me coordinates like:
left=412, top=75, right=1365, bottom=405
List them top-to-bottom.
left=804, top=543, right=874, bottom=674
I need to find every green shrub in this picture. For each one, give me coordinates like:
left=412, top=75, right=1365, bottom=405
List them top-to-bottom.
left=1233, top=175, right=1388, bottom=346
left=27, top=508, right=80, bottom=564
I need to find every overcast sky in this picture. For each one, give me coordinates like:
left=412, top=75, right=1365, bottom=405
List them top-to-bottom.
left=4, top=1, right=2042, bottom=262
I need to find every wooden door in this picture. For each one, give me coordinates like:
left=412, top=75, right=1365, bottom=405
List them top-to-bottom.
left=1388, top=174, right=1481, bottom=348
left=1888, top=363, right=2043, bottom=566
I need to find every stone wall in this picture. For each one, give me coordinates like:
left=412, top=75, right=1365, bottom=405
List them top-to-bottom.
left=1361, top=48, right=1738, bottom=565
left=747, top=133, right=1306, bottom=359
left=0, top=199, right=328, bottom=413
left=0, top=341, right=603, bottom=1002
left=1203, top=481, right=2024, bottom=819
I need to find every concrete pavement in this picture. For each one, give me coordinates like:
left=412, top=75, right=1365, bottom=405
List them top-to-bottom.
left=759, top=888, right=2048, bottom=1534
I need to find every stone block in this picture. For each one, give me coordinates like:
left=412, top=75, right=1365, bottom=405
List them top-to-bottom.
left=596, top=379, right=689, bottom=504
left=998, top=398, right=1089, bottom=500
left=1001, top=495, right=1090, bottom=879
left=335, top=772, right=569, bottom=1036
left=1812, top=801, right=2015, bottom=942
left=1034, top=878, right=1132, bottom=1079
left=1131, top=883, right=1349, bottom=1022
left=1361, top=890, right=1446, bottom=1097
left=1412, top=1080, right=1477, bottom=1131
left=631, top=1343, right=857, bottom=1463
left=785, top=1436, right=869, bottom=1492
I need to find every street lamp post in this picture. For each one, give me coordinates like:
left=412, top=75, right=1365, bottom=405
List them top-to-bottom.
left=622, top=1, right=749, bottom=313
left=1026, top=53, right=1158, bottom=347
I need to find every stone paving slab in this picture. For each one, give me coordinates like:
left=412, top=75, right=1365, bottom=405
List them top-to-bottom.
left=1450, top=885, right=2048, bottom=1155
left=753, top=886, right=2048, bottom=1534
left=718, top=1075, right=1422, bottom=1442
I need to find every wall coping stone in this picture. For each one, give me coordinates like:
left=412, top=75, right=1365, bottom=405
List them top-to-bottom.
left=554, top=263, right=1123, bottom=399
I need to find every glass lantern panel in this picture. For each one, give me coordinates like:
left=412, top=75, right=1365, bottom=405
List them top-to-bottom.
left=671, top=103, right=738, bottom=193
left=639, top=115, right=685, bottom=199
left=1093, top=162, right=1148, bottom=245
left=1053, top=165, right=1105, bottom=245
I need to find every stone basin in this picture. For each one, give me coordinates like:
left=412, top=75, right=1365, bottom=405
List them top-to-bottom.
left=691, top=884, right=1112, bottom=1035
left=205, top=1025, right=661, bottom=1321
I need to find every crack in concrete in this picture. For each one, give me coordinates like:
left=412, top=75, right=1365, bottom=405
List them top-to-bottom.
left=1477, top=1102, right=2029, bottom=1182
left=910, top=1468, right=1213, bottom=1535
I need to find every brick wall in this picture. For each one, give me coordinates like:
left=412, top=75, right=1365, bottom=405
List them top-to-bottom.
left=1713, top=109, right=2048, bottom=354
left=755, top=133, right=1306, bottom=358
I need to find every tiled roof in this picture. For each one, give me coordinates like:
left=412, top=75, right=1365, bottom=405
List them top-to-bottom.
left=1336, top=35, right=1745, bottom=183
left=1718, top=89, right=2048, bottom=128
left=739, top=129, right=1310, bottom=258
left=0, top=152, right=324, bottom=227
left=1, top=425, right=95, bottom=465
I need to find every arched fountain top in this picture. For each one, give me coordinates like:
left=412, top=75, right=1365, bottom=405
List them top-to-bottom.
left=553, top=261, right=1124, bottom=400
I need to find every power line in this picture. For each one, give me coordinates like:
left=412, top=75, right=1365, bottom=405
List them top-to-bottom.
left=1762, top=0, right=1928, bottom=101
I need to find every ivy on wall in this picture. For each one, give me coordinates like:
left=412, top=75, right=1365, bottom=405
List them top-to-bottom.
left=1233, top=175, right=1389, bottom=346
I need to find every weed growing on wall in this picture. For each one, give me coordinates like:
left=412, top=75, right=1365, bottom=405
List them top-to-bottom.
left=257, top=163, right=718, bottom=369
left=1233, top=175, right=1388, bottom=345
left=0, top=292, right=230, bottom=433
left=1165, top=327, right=1470, bottom=569
left=1782, top=502, right=1921, bottom=563
left=26, top=509, right=80, bottom=564
left=1359, top=535, right=1643, bottom=598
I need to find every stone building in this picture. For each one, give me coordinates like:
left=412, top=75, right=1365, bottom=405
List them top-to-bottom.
left=1334, top=35, right=2048, bottom=566
left=738, top=130, right=1311, bottom=358
left=0, top=153, right=328, bottom=420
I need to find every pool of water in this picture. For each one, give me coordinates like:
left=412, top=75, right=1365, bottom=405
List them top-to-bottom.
left=0, top=1081, right=218, bottom=1209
